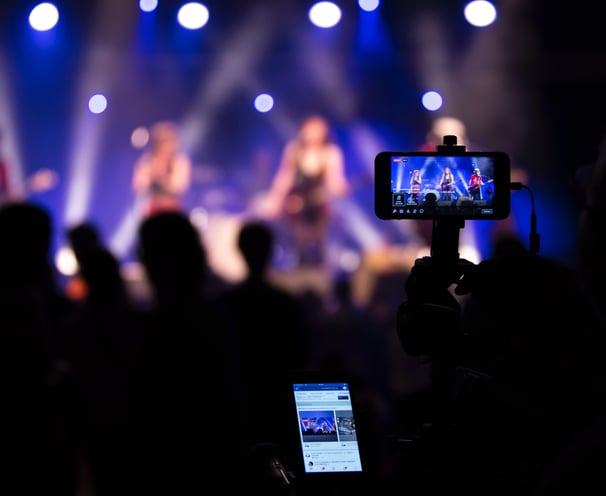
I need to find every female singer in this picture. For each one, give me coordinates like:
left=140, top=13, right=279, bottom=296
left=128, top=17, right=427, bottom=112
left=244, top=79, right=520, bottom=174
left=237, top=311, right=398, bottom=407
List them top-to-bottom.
left=262, top=115, right=349, bottom=267
left=132, top=121, right=192, bottom=217
left=440, top=166, right=455, bottom=201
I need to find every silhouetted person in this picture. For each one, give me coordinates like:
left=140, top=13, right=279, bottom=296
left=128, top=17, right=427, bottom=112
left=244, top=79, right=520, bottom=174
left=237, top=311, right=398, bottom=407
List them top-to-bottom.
left=530, top=132, right=606, bottom=495
left=0, top=201, right=78, bottom=495
left=131, top=211, right=235, bottom=494
left=214, top=220, right=308, bottom=475
left=63, top=221, right=104, bottom=300
left=68, top=221, right=102, bottom=259
left=394, top=224, right=606, bottom=496
left=489, top=232, right=528, bottom=258
left=59, top=235, right=145, bottom=496
left=402, top=249, right=606, bottom=496
left=308, top=272, right=393, bottom=483
left=311, top=273, right=391, bottom=406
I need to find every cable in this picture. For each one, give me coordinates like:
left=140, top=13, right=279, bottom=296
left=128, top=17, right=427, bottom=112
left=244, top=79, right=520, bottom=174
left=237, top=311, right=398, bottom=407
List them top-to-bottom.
left=510, top=181, right=540, bottom=255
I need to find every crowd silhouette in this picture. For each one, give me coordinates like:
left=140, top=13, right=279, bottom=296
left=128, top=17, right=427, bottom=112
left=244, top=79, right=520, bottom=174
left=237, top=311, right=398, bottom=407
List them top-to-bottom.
left=1, top=126, right=606, bottom=495
left=0, top=201, right=79, bottom=495
left=61, top=222, right=145, bottom=496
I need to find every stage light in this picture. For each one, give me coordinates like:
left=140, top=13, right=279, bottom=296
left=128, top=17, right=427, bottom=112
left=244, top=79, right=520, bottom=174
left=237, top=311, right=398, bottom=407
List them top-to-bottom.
left=139, top=0, right=158, bottom=13
left=359, top=0, right=380, bottom=12
left=464, top=1, right=497, bottom=27
left=177, top=2, right=210, bottom=30
left=309, top=2, right=342, bottom=28
left=29, top=3, right=59, bottom=32
left=421, top=90, right=443, bottom=111
left=254, top=93, right=274, bottom=113
left=88, top=94, right=108, bottom=114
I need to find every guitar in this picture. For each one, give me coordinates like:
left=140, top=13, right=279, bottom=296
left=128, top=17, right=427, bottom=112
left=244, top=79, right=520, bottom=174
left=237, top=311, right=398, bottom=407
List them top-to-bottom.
left=258, top=172, right=373, bottom=221
left=440, top=178, right=462, bottom=191
left=468, top=178, right=493, bottom=195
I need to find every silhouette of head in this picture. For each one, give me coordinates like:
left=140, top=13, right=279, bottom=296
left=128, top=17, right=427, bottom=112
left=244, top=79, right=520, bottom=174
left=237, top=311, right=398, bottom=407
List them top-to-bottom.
left=0, top=201, right=53, bottom=286
left=137, top=211, right=207, bottom=302
left=237, top=221, right=274, bottom=279
left=67, top=222, right=101, bottom=262
left=79, top=247, right=125, bottom=300
left=459, top=250, right=601, bottom=407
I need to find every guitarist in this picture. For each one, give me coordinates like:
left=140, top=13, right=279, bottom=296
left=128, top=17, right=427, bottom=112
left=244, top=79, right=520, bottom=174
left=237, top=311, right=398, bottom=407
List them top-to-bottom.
left=261, top=115, right=349, bottom=267
left=440, top=166, right=455, bottom=201
left=468, top=167, right=486, bottom=201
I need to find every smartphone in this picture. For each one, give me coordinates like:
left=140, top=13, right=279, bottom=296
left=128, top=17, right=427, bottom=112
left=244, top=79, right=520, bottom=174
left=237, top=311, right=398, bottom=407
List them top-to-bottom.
left=374, top=150, right=511, bottom=220
left=287, top=370, right=368, bottom=490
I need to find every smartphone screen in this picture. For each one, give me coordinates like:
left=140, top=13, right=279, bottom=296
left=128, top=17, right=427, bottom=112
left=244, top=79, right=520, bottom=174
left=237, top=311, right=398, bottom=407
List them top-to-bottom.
left=374, top=151, right=511, bottom=220
left=291, top=378, right=364, bottom=475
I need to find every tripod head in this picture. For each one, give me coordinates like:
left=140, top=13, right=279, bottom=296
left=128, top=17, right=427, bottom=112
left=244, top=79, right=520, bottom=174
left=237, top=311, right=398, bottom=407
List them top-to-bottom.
left=396, top=221, right=476, bottom=358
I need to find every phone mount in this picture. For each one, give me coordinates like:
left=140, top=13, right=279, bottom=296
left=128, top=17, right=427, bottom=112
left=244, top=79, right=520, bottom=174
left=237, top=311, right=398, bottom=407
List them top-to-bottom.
left=397, top=135, right=476, bottom=360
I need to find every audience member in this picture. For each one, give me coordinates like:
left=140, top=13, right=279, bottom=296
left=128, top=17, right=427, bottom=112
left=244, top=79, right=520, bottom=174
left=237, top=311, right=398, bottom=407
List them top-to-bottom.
left=529, top=131, right=606, bottom=495
left=0, top=201, right=78, bottom=495
left=130, top=211, right=236, bottom=493
left=213, top=220, right=308, bottom=470
left=64, top=221, right=104, bottom=300
left=68, top=221, right=102, bottom=261
left=59, top=230, right=145, bottom=496
left=393, top=246, right=606, bottom=495
left=309, top=272, right=395, bottom=480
